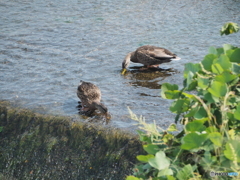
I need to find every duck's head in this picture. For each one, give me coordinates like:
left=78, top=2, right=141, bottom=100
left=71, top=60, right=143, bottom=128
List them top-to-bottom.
left=121, top=52, right=132, bottom=75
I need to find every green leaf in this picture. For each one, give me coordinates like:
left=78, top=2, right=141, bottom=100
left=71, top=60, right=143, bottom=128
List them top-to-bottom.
left=220, top=22, right=239, bottom=36
left=223, top=44, right=235, bottom=54
left=209, top=46, right=218, bottom=55
left=216, top=47, right=224, bottom=56
left=228, top=48, right=240, bottom=63
left=201, top=54, right=217, bottom=71
left=214, top=54, right=231, bottom=70
left=184, top=63, right=201, bottom=78
left=212, top=63, right=224, bottom=74
left=232, top=63, right=240, bottom=74
left=183, top=71, right=197, bottom=91
left=185, top=71, right=194, bottom=90
left=215, top=71, right=237, bottom=84
left=197, top=76, right=210, bottom=89
left=185, top=80, right=198, bottom=91
left=208, top=81, right=228, bottom=97
left=161, top=83, right=179, bottom=99
left=161, top=83, right=178, bottom=91
left=164, top=90, right=182, bottom=99
left=203, top=92, right=219, bottom=104
left=182, top=93, right=195, bottom=99
left=170, top=99, right=190, bottom=113
left=234, top=104, right=240, bottom=120
left=184, top=106, right=198, bottom=117
left=194, top=106, right=208, bottom=120
left=185, top=120, right=206, bottom=133
left=167, top=123, right=178, bottom=132
left=206, top=126, right=218, bottom=133
left=137, top=130, right=151, bottom=143
left=208, top=132, right=223, bottom=147
left=181, top=133, right=208, bottom=150
left=163, top=134, right=174, bottom=143
left=224, top=140, right=240, bottom=162
left=143, top=144, right=160, bottom=154
left=148, top=151, right=170, bottom=170
left=202, top=151, right=214, bottom=165
left=136, top=154, right=154, bottom=162
left=219, top=155, right=232, bottom=169
left=176, top=164, right=196, bottom=180
left=158, top=168, right=173, bottom=177
left=126, top=176, right=140, bottom=180
left=167, top=176, right=176, bottom=180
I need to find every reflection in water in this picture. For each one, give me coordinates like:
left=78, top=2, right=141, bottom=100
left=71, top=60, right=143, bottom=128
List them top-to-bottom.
left=122, top=66, right=178, bottom=89
left=77, top=102, right=111, bottom=125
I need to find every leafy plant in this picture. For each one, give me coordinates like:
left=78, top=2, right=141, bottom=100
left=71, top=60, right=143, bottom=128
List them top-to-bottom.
left=220, top=22, right=239, bottom=36
left=126, top=23, right=240, bottom=180
left=126, top=109, right=202, bottom=180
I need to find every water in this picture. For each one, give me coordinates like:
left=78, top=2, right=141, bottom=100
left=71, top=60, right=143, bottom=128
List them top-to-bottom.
left=1, top=0, right=240, bottom=132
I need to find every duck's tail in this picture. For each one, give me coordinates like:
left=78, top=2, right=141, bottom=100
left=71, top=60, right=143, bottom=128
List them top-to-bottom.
left=171, top=56, right=181, bottom=61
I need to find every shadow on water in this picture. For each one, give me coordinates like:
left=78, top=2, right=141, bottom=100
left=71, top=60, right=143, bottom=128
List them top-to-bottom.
left=122, top=66, right=179, bottom=89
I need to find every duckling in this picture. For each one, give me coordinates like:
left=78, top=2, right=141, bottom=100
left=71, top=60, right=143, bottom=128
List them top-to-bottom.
left=122, top=45, right=181, bottom=74
left=77, top=80, right=110, bottom=119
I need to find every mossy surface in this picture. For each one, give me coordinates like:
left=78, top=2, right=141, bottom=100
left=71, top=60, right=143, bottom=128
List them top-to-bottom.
left=0, top=102, right=143, bottom=180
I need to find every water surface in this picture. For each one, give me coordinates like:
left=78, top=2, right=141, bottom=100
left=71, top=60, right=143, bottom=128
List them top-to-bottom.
left=1, top=0, right=240, bottom=132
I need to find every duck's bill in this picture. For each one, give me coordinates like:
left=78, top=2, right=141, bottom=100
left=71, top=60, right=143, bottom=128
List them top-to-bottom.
left=121, top=68, right=127, bottom=75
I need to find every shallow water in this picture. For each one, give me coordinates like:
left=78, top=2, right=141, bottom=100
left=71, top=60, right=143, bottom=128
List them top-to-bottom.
left=0, top=0, right=240, bottom=132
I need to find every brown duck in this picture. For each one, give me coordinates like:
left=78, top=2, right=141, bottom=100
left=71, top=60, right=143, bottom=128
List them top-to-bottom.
left=122, top=45, right=181, bottom=73
left=77, top=80, right=109, bottom=118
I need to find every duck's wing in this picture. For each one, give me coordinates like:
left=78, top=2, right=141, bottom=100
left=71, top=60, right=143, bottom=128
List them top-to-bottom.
left=141, top=46, right=177, bottom=58
left=150, top=47, right=178, bottom=59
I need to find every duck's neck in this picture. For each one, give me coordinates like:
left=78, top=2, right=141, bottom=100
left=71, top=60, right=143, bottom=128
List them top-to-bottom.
left=122, top=52, right=135, bottom=69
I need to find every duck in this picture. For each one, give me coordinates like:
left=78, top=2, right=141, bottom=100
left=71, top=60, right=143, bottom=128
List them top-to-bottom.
left=122, top=45, right=181, bottom=74
left=77, top=80, right=110, bottom=119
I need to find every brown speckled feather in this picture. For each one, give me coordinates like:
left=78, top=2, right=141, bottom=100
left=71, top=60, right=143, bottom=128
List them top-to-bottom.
left=122, top=45, right=181, bottom=69
left=134, top=45, right=179, bottom=65
left=77, top=81, right=108, bottom=114
left=77, top=81, right=101, bottom=107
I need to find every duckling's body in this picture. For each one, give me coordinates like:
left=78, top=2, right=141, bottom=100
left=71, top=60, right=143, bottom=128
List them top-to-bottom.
left=122, top=45, right=181, bottom=70
left=77, top=81, right=108, bottom=116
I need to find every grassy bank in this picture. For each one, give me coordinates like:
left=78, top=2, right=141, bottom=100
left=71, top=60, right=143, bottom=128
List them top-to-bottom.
left=0, top=101, right=143, bottom=180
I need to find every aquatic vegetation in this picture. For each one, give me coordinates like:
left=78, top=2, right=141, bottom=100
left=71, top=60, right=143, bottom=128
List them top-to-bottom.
left=220, top=22, right=239, bottom=36
left=126, top=23, right=240, bottom=180
left=0, top=103, right=143, bottom=180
